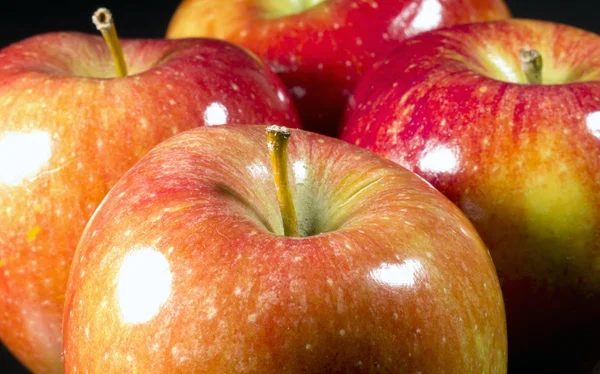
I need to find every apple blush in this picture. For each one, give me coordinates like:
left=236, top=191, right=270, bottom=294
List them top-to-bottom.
left=166, top=0, right=511, bottom=137
left=0, top=8, right=299, bottom=374
left=341, top=19, right=600, bottom=373
left=63, top=125, right=507, bottom=373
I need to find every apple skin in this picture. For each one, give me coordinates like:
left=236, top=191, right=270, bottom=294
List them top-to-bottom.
left=166, top=0, right=511, bottom=137
left=340, top=19, right=600, bottom=373
left=0, top=32, right=300, bottom=374
left=62, top=125, right=507, bottom=373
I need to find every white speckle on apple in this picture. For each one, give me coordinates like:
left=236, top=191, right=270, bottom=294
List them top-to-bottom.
left=371, top=1, right=379, bottom=8
left=333, top=23, right=340, bottom=30
left=240, top=30, right=248, bottom=38
left=356, top=38, right=363, bottom=46
left=317, top=63, right=324, bottom=70
left=231, top=83, right=240, bottom=91
left=290, top=86, right=307, bottom=99
left=169, top=99, right=176, bottom=106
left=124, top=230, right=131, bottom=237
left=293, top=256, right=302, bottom=262
left=234, top=287, right=242, bottom=296
left=207, top=307, right=217, bottom=319
left=248, top=313, right=257, bottom=322
left=339, top=329, right=346, bottom=336
left=305, top=344, right=312, bottom=350
left=103, top=353, right=108, bottom=361
left=356, top=361, right=363, bottom=366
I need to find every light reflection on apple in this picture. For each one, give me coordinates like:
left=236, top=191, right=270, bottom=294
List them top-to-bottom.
left=410, top=0, right=443, bottom=35
left=203, top=102, right=228, bottom=126
left=586, top=111, right=600, bottom=139
left=0, top=130, right=52, bottom=186
left=417, top=143, right=459, bottom=174
left=292, top=160, right=308, bottom=184
left=247, top=162, right=269, bottom=179
left=116, top=246, right=172, bottom=324
left=370, top=259, right=424, bottom=288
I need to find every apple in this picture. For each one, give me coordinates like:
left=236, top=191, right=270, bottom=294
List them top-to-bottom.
left=165, top=0, right=511, bottom=137
left=0, top=9, right=300, bottom=374
left=340, top=19, right=600, bottom=373
left=62, top=125, right=507, bottom=373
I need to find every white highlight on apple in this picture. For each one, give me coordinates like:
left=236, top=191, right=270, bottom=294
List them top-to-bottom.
left=392, top=0, right=443, bottom=38
left=410, top=0, right=442, bottom=34
left=203, top=102, right=228, bottom=126
left=586, top=111, right=600, bottom=139
left=0, top=130, right=52, bottom=186
left=417, top=143, right=459, bottom=174
left=293, top=160, right=308, bottom=184
left=117, top=247, right=172, bottom=324
left=370, top=259, right=423, bottom=288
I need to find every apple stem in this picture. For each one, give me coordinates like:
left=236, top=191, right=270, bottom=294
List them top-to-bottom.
left=92, top=8, right=128, bottom=78
left=519, top=48, right=542, bottom=85
left=266, top=125, right=299, bottom=237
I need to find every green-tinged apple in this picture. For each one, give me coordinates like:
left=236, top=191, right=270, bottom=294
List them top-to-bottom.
left=166, top=0, right=511, bottom=136
left=0, top=8, right=300, bottom=374
left=340, top=19, right=600, bottom=373
left=62, top=125, right=507, bottom=373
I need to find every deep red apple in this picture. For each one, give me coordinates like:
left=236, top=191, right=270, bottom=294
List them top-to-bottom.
left=166, top=0, right=511, bottom=136
left=0, top=10, right=300, bottom=373
left=341, top=19, right=600, bottom=373
left=62, top=125, right=507, bottom=373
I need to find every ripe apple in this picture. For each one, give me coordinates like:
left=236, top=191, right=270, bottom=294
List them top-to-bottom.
left=166, top=0, right=511, bottom=137
left=0, top=11, right=300, bottom=373
left=340, top=19, right=600, bottom=373
left=62, top=125, right=507, bottom=373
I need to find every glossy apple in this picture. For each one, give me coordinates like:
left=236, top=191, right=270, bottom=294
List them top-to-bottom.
left=166, top=0, right=511, bottom=137
left=341, top=19, right=600, bottom=373
left=0, top=29, right=300, bottom=373
left=62, top=125, right=506, bottom=373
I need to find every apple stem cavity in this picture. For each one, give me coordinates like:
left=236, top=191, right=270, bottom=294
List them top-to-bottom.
left=260, top=0, right=326, bottom=19
left=92, top=8, right=128, bottom=78
left=519, top=48, right=543, bottom=85
left=266, top=125, right=299, bottom=237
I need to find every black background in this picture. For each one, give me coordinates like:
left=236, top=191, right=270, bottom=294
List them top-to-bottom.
left=1, top=0, right=599, bottom=373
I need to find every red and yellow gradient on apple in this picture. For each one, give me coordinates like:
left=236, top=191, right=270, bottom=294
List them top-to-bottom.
left=166, top=0, right=511, bottom=136
left=0, top=10, right=300, bottom=373
left=341, top=19, right=600, bottom=373
left=63, top=125, right=507, bottom=373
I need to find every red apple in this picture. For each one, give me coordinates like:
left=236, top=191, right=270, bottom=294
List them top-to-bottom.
left=165, top=0, right=511, bottom=137
left=340, top=19, right=600, bottom=373
left=0, top=23, right=300, bottom=374
left=62, top=125, right=507, bottom=373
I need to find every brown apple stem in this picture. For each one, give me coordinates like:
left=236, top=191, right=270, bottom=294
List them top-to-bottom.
left=92, top=8, right=128, bottom=77
left=519, top=48, right=542, bottom=84
left=266, top=125, right=299, bottom=237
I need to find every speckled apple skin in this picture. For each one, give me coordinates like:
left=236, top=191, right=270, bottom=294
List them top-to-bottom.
left=166, top=0, right=510, bottom=137
left=341, top=19, right=600, bottom=371
left=0, top=32, right=300, bottom=374
left=63, top=125, right=506, bottom=373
